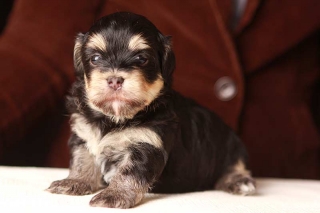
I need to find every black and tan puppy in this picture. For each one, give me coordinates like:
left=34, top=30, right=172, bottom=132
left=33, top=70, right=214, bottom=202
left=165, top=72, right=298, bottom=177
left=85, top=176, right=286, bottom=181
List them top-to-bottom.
left=47, top=12, right=256, bottom=208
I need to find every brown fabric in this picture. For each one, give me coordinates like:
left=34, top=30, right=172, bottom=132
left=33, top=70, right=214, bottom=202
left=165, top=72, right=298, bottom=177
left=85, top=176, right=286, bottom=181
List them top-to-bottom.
left=0, top=0, right=319, bottom=178
left=237, top=0, right=320, bottom=178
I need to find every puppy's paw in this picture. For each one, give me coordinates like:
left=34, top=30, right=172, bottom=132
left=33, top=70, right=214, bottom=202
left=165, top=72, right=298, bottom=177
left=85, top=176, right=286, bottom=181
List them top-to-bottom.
left=226, top=176, right=256, bottom=196
left=46, top=179, right=94, bottom=195
left=89, top=188, right=142, bottom=209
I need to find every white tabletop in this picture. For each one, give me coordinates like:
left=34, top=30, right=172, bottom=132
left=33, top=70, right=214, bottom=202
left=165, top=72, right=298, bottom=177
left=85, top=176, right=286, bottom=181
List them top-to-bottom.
left=0, top=166, right=319, bottom=213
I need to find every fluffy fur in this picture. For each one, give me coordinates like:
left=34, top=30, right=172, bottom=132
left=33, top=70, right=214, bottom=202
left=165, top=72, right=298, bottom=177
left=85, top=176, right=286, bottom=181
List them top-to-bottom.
left=47, top=12, right=256, bottom=208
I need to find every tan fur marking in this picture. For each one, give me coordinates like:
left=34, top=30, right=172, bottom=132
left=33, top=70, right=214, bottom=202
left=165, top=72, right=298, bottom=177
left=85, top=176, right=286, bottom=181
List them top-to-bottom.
left=87, top=33, right=107, bottom=51
left=128, top=34, right=150, bottom=50
left=74, top=41, right=83, bottom=70
left=84, top=74, right=89, bottom=90
left=142, top=76, right=164, bottom=105
left=233, top=160, right=248, bottom=174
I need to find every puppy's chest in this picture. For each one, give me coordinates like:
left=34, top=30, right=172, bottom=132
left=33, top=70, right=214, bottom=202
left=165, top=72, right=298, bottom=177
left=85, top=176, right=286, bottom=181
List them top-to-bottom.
left=71, top=113, right=163, bottom=157
left=71, top=115, right=118, bottom=157
left=71, top=118, right=106, bottom=157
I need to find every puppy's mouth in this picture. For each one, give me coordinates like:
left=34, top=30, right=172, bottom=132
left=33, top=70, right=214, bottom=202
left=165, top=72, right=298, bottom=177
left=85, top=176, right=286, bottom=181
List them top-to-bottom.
left=85, top=70, right=164, bottom=121
left=87, top=85, right=147, bottom=120
left=102, top=91, right=128, bottom=102
left=90, top=93, right=146, bottom=121
left=95, top=93, right=145, bottom=109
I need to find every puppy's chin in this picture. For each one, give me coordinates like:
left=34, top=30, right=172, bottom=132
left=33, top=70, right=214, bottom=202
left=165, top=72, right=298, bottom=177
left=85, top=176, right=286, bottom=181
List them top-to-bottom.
left=89, top=98, right=146, bottom=122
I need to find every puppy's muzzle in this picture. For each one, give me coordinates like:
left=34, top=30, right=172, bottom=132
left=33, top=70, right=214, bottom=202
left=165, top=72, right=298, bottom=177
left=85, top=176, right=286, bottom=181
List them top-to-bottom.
left=107, top=76, right=124, bottom=91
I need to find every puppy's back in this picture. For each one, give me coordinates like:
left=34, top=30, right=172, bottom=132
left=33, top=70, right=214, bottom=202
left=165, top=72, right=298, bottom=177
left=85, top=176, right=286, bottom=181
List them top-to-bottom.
left=152, top=91, right=247, bottom=193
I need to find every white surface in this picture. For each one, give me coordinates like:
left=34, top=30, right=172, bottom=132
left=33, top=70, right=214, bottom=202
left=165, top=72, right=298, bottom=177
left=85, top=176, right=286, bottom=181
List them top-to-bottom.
left=0, top=166, right=320, bottom=213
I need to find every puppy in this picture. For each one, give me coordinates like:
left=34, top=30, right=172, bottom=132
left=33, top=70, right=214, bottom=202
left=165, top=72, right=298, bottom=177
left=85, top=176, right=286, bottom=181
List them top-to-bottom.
left=47, top=12, right=256, bottom=208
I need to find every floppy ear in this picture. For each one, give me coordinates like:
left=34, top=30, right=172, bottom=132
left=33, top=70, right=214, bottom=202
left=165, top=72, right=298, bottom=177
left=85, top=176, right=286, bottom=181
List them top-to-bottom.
left=73, top=33, right=85, bottom=76
left=159, top=34, right=176, bottom=87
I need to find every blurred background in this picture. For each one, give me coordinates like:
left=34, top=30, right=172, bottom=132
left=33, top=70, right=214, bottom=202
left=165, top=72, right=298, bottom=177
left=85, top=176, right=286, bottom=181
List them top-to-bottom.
left=0, top=0, right=14, bottom=32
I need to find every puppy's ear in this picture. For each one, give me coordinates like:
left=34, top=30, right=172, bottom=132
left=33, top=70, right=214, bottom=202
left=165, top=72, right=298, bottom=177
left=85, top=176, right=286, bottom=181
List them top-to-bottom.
left=73, top=33, right=85, bottom=76
left=159, top=34, right=176, bottom=87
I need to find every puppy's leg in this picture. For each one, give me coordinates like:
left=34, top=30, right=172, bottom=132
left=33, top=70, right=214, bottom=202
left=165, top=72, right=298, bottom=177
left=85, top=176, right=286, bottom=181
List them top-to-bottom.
left=47, top=135, right=103, bottom=195
left=90, top=143, right=166, bottom=209
left=215, top=160, right=256, bottom=195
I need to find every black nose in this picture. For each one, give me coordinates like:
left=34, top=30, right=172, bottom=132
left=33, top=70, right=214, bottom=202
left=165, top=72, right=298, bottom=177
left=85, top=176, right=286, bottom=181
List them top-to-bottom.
left=107, top=76, right=124, bottom=90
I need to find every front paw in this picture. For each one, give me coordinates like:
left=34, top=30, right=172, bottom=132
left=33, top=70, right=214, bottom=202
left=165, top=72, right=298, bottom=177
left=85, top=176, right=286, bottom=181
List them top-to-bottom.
left=47, top=179, right=94, bottom=195
left=89, top=188, right=143, bottom=209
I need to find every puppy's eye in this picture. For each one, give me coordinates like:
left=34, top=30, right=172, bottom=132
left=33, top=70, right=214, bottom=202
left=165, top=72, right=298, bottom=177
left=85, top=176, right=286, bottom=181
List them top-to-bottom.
left=90, top=55, right=101, bottom=64
left=134, top=55, right=148, bottom=66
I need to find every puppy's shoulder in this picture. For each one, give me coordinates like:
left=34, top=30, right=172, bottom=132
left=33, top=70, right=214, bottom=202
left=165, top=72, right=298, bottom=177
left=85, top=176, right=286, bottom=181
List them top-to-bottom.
left=170, top=91, right=210, bottom=115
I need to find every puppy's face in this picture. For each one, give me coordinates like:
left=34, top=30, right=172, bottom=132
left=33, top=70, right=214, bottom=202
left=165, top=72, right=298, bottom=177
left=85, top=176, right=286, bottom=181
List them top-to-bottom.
left=74, top=12, right=175, bottom=122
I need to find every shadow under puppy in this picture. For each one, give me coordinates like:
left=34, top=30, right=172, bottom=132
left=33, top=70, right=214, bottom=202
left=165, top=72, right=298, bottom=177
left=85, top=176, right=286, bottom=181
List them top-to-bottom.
left=47, top=12, right=256, bottom=208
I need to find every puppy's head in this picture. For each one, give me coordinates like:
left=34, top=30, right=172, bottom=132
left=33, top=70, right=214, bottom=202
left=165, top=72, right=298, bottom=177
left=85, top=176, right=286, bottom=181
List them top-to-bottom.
left=74, top=12, right=175, bottom=122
